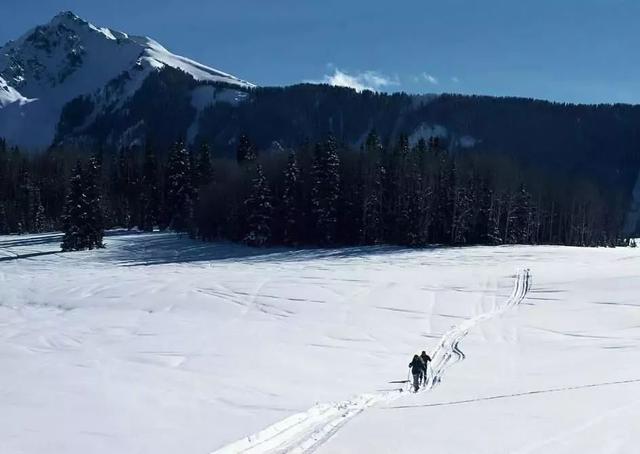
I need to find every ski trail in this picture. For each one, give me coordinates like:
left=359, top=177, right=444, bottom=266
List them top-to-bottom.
left=425, top=268, right=530, bottom=391
left=212, top=269, right=531, bottom=454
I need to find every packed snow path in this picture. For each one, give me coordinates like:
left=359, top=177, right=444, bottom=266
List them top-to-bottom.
left=425, top=268, right=531, bottom=391
left=213, top=269, right=531, bottom=454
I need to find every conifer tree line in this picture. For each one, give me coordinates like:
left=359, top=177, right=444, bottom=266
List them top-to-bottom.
left=0, top=133, right=631, bottom=248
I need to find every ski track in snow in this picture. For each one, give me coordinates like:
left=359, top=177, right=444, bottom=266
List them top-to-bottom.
left=212, top=269, right=531, bottom=454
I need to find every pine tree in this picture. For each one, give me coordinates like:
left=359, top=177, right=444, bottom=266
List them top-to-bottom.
left=365, top=130, right=383, bottom=154
left=396, top=133, right=410, bottom=156
left=236, top=134, right=256, bottom=164
left=428, top=136, right=442, bottom=154
left=311, top=137, right=341, bottom=245
left=416, top=138, right=428, bottom=155
left=165, top=141, right=194, bottom=233
left=196, top=142, right=214, bottom=187
left=140, top=145, right=160, bottom=232
left=111, top=148, right=132, bottom=228
left=189, top=148, right=199, bottom=196
left=380, top=149, right=397, bottom=242
left=282, top=150, right=301, bottom=244
left=338, top=150, right=365, bottom=244
left=126, top=152, right=141, bottom=229
left=84, top=156, right=105, bottom=249
left=431, top=157, right=455, bottom=243
left=406, top=159, right=430, bottom=246
left=61, top=161, right=89, bottom=251
left=362, top=163, right=384, bottom=244
left=244, top=164, right=272, bottom=247
left=16, top=169, right=37, bottom=232
left=470, top=177, right=490, bottom=244
left=451, top=183, right=473, bottom=244
left=512, top=184, right=533, bottom=243
left=32, top=188, right=46, bottom=233
left=503, top=191, right=520, bottom=244
left=486, top=193, right=503, bottom=245
left=0, top=202, right=8, bottom=234
left=33, top=203, right=46, bottom=233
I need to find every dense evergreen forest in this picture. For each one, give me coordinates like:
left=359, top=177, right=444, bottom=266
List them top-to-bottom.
left=56, top=77, right=640, bottom=199
left=0, top=133, right=631, bottom=249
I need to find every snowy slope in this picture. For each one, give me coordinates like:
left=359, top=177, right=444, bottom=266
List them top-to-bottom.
left=0, top=11, right=253, bottom=148
left=0, top=75, right=32, bottom=107
left=1, top=232, right=639, bottom=453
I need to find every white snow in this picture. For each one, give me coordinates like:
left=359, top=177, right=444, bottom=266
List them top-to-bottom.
left=0, top=11, right=253, bottom=148
left=137, top=37, right=253, bottom=87
left=0, top=76, right=33, bottom=107
left=1, top=232, right=639, bottom=454
left=214, top=270, right=532, bottom=454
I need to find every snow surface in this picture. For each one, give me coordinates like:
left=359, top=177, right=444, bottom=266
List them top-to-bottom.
left=0, top=11, right=253, bottom=148
left=0, top=75, right=32, bottom=107
left=1, top=232, right=639, bottom=453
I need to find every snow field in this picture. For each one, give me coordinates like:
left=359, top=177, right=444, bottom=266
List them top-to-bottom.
left=0, top=232, right=638, bottom=453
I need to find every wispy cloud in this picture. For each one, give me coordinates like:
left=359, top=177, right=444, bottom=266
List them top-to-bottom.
left=311, top=68, right=399, bottom=92
left=422, top=73, right=439, bottom=85
left=451, top=76, right=460, bottom=84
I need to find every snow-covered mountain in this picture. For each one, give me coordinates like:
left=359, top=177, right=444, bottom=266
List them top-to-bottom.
left=0, top=11, right=253, bottom=149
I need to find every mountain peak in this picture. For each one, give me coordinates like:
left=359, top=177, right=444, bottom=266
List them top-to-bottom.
left=43, top=10, right=126, bottom=43
left=51, top=10, right=83, bottom=24
left=1, top=11, right=253, bottom=94
left=38, top=11, right=93, bottom=38
left=0, top=12, right=254, bottom=148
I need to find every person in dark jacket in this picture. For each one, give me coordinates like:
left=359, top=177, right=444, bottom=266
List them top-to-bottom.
left=420, top=351, right=432, bottom=386
left=408, top=354, right=426, bottom=392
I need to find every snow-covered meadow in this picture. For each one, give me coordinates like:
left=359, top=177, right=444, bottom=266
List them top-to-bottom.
left=1, top=232, right=639, bottom=453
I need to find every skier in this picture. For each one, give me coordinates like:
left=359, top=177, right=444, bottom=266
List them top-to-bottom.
left=420, top=351, right=432, bottom=385
left=408, top=354, right=426, bottom=392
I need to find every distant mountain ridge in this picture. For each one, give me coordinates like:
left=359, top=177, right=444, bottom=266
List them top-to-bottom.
left=0, top=11, right=252, bottom=148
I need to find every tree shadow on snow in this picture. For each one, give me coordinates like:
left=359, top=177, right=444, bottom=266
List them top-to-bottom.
left=0, top=230, right=149, bottom=262
left=1, top=230, right=447, bottom=266
left=100, top=232, right=417, bottom=267
left=0, top=233, right=64, bottom=249
left=0, top=250, right=62, bottom=262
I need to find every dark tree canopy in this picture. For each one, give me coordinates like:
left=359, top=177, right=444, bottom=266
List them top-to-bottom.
left=0, top=134, right=634, bottom=250
left=164, top=141, right=195, bottom=233
left=60, top=159, right=104, bottom=251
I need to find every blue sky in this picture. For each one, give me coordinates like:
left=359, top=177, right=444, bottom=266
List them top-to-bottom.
left=2, top=0, right=639, bottom=104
